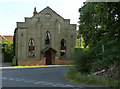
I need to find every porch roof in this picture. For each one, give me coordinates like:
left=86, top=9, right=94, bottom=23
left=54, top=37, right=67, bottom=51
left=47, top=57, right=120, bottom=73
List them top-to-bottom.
left=41, top=46, right=57, bottom=54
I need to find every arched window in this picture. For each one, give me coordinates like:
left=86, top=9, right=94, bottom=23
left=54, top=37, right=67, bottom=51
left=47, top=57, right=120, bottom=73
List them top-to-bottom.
left=45, top=31, right=51, bottom=45
left=28, top=38, right=35, bottom=57
left=60, top=39, right=66, bottom=56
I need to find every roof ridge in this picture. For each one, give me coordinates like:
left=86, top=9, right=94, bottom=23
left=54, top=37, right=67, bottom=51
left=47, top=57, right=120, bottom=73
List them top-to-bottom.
left=35, top=6, right=65, bottom=20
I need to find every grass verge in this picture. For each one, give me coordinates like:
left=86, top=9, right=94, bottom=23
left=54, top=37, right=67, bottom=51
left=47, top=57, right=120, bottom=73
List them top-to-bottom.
left=66, top=68, right=119, bottom=89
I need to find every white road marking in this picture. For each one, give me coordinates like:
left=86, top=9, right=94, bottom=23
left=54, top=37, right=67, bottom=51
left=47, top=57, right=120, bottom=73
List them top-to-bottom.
left=2, top=77, right=76, bottom=87
left=2, top=77, right=7, bottom=80
left=9, top=78, right=15, bottom=81
left=15, top=78, right=23, bottom=81
left=24, top=80, right=31, bottom=83
left=34, top=81, right=42, bottom=84
left=34, top=81, right=45, bottom=85
left=38, top=82, right=50, bottom=86
left=47, top=83, right=58, bottom=86
left=56, top=83, right=64, bottom=87
left=63, top=85, right=74, bottom=87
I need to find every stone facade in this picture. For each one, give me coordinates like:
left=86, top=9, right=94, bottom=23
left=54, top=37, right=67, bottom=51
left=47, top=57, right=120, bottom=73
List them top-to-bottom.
left=14, top=6, right=76, bottom=65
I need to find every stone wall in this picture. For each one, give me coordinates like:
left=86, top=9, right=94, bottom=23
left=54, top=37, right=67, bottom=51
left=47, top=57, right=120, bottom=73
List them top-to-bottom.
left=18, top=57, right=73, bottom=66
left=18, top=57, right=46, bottom=66
left=55, top=57, right=73, bottom=65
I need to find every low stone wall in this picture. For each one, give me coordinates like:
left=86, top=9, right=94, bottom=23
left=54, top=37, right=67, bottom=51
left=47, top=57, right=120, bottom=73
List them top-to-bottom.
left=18, top=57, right=73, bottom=66
left=18, top=57, right=46, bottom=66
left=55, top=57, right=73, bottom=65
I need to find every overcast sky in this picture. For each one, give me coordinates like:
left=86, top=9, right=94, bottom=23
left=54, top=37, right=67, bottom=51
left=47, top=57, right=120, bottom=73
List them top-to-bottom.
left=0, top=0, right=86, bottom=35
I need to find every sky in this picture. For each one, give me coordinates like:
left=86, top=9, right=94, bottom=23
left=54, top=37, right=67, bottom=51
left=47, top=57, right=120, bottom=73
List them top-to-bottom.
left=0, top=0, right=86, bottom=35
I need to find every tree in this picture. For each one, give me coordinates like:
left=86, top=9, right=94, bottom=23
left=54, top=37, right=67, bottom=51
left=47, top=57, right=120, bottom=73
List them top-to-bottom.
left=76, top=2, right=120, bottom=72
left=94, top=3, right=120, bottom=63
left=2, top=39, right=13, bottom=62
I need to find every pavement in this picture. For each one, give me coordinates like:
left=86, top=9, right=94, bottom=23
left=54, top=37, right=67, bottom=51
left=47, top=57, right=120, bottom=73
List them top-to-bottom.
left=0, top=62, right=12, bottom=67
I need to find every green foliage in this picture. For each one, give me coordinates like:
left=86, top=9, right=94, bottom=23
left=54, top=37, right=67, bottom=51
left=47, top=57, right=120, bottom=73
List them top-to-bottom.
left=69, top=2, right=120, bottom=88
left=76, top=2, right=120, bottom=74
left=78, top=2, right=120, bottom=61
left=13, top=33, right=16, bottom=56
left=76, top=38, right=85, bottom=47
left=2, top=39, right=13, bottom=62
left=77, top=39, right=80, bottom=47
left=74, top=48, right=96, bottom=73
left=66, top=68, right=119, bottom=88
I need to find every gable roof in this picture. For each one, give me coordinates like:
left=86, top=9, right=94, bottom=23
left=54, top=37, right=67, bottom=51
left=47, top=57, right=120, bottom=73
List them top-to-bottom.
left=34, top=6, right=65, bottom=20
left=41, top=46, right=57, bottom=54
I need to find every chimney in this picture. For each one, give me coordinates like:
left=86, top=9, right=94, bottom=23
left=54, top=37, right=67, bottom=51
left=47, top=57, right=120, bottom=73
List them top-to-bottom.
left=33, top=7, right=37, bottom=16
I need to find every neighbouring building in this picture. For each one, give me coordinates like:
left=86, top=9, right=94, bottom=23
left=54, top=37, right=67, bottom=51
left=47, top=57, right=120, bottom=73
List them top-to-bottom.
left=14, top=6, right=76, bottom=66
left=0, top=35, right=13, bottom=63
left=3, top=35, right=13, bottom=43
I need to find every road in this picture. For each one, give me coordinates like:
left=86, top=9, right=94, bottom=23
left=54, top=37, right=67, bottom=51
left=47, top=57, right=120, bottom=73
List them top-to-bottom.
left=2, top=66, right=111, bottom=89
left=2, top=66, right=80, bottom=87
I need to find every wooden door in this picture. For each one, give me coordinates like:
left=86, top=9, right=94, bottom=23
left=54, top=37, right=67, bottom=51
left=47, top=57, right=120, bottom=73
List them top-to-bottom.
left=45, top=50, right=52, bottom=65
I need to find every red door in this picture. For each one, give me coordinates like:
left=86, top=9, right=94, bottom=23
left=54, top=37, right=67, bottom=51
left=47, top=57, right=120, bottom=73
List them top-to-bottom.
left=45, top=50, right=52, bottom=65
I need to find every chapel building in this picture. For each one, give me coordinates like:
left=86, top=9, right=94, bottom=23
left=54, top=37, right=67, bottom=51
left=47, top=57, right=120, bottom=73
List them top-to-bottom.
left=14, top=6, right=76, bottom=65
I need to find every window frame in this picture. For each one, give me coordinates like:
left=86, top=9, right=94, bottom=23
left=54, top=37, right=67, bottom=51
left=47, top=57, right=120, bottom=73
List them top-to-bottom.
left=45, top=31, right=51, bottom=45
left=28, top=38, right=35, bottom=57
left=60, top=39, right=66, bottom=57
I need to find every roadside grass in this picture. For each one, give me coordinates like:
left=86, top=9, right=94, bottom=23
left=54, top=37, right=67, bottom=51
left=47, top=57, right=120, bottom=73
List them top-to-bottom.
left=66, top=68, right=119, bottom=89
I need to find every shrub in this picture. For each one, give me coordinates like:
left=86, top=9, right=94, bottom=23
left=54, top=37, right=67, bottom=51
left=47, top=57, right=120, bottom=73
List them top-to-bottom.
left=2, top=39, right=13, bottom=62
left=74, top=48, right=95, bottom=73
left=91, top=59, right=104, bottom=72
left=66, top=68, right=119, bottom=88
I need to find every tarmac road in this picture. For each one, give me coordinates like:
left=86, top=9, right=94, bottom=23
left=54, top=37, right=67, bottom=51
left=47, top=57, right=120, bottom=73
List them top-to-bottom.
left=1, top=66, right=112, bottom=89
